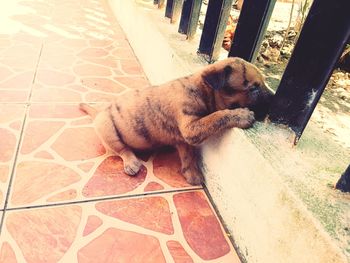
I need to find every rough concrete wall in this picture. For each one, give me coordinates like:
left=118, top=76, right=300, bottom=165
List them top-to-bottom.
left=202, top=129, right=347, bottom=262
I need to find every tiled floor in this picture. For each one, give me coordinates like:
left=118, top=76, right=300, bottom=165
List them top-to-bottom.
left=0, top=0, right=240, bottom=262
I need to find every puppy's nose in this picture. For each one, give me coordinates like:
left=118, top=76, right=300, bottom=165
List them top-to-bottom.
left=249, top=85, right=260, bottom=100
left=249, top=85, right=259, bottom=92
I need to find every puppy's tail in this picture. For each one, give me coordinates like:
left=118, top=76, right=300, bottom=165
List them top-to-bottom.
left=79, top=103, right=98, bottom=119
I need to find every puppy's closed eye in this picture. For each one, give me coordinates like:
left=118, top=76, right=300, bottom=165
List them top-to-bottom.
left=230, top=103, right=240, bottom=109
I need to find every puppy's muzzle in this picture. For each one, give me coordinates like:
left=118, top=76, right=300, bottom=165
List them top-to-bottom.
left=248, top=86, right=273, bottom=121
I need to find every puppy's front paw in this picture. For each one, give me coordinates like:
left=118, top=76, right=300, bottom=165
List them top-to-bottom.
left=232, top=108, right=255, bottom=129
left=124, top=159, right=142, bottom=176
left=183, top=171, right=203, bottom=186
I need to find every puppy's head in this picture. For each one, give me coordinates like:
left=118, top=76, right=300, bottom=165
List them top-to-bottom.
left=202, top=57, right=273, bottom=120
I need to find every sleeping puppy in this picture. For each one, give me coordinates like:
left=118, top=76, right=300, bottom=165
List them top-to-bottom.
left=80, top=57, right=273, bottom=185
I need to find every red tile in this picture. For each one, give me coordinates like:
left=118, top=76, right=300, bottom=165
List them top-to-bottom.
left=12, top=33, right=42, bottom=46
left=61, top=38, right=87, bottom=48
left=89, top=39, right=113, bottom=47
left=1, top=45, right=39, bottom=58
left=111, top=47, right=135, bottom=59
left=78, top=48, right=109, bottom=58
left=39, top=54, right=77, bottom=69
left=0, top=56, right=38, bottom=70
left=80, top=57, right=119, bottom=69
left=120, top=59, right=144, bottom=75
left=73, top=63, right=112, bottom=77
left=36, top=69, right=75, bottom=86
left=0, top=71, right=34, bottom=89
left=114, top=76, right=149, bottom=89
left=81, top=77, right=125, bottom=93
left=67, top=84, right=89, bottom=92
left=31, top=86, right=82, bottom=102
left=0, top=90, right=28, bottom=102
left=85, top=92, right=119, bottom=102
left=0, top=104, right=25, bottom=123
left=29, top=104, right=85, bottom=119
left=71, top=118, right=93, bottom=126
left=9, top=121, right=22, bottom=131
left=21, top=121, right=65, bottom=154
left=52, top=127, right=105, bottom=161
left=0, top=128, right=16, bottom=162
left=153, top=150, right=191, bottom=188
left=34, top=151, right=54, bottom=159
left=83, top=156, right=146, bottom=197
left=11, top=161, right=81, bottom=206
left=77, top=162, right=95, bottom=172
left=0, top=165, right=9, bottom=183
left=144, top=182, right=165, bottom=192
left=47, top=189, right=77, bottom=202
left=173, top=191, right=231, bottom=260
left=96, top=196, right=174, bottom=234
left=6, top=206, right=82, bottom=263
left=83, top=215, right=103, bottom=236
left=77, top=228, right=166, bottom=263
left=167, top=241, right=194, bottom=263
left=0, top=242, right=17, bottom=263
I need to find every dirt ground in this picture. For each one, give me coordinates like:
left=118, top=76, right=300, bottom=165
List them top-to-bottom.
left=253, top=1, right=350, bottom=150
left=256, top=44, right=350, bottom=149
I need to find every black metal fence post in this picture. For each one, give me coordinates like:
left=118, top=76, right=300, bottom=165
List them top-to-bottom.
left=165, top=0, right=184, bottom=23
left=178, top=0, right=203, bottom=40
left=198, top=0, right=234, bottom=62
left=228, top=0, right=276, bottom=62
left=268, top=0, right=350, bottom=143
left=336, top=165, right=350, bottom=192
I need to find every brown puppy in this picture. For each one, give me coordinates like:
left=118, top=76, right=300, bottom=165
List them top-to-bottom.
left=80, top=57, right=272, bottom=185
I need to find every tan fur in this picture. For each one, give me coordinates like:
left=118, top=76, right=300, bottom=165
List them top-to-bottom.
left=80, top=57, right=273, bottom=185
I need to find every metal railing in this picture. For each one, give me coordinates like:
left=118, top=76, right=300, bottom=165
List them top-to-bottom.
left=153, top=0, right=350, bottom=190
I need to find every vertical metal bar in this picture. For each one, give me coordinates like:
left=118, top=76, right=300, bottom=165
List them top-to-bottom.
left=165, top=0, right=184, bottom=23
left=165, top=0, right=174, bottom=18
left=178, top=0, right=203, bottom=40
left=198, top=0, right=234, bottom=62
left=228, top=0, right=276, bottom=62
left=268, top=0, right=350, bottom=143
left=336, top=165, right=350, bottom=192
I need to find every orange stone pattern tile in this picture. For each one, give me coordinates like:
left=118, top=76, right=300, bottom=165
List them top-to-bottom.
left=0, top=0, right=241, bottom=261
left=8, top=104, right=200, bottom=208
left=0, top=105, right=25, bottom=208
left=1, top=191, right=240, bottom=262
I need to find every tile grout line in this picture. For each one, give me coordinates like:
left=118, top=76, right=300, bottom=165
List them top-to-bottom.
left=27, top=42, right=44, bottom=102
left=0, top=43, right=44, bottom=235
left=0, top=105, right=29, bottom=235
left=202, top=184, right=246, bottom=263
left=5, top=187, right=203, bottom=212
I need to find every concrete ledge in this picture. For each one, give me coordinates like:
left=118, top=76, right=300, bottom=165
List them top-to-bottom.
left=108, top=1, right=348, bottom=262
left=202, top=128, right=346, bottom=262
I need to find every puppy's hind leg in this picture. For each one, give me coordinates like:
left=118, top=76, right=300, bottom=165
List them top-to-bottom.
left=94, top=112, right=142, bottom=176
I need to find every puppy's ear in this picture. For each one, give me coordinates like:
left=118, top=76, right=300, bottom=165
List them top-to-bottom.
left=202, top=65, right=232, bottom=90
